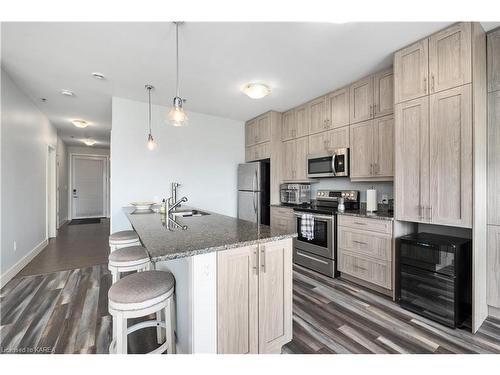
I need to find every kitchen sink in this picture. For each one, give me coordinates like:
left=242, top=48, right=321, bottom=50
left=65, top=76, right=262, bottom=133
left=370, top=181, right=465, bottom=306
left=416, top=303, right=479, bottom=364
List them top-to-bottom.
left=171, top=209, right=210, bottom=217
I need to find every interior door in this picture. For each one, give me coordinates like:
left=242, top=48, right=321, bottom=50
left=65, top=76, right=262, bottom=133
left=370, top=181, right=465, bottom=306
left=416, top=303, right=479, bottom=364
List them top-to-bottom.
left=429, top=84, right=472, bottom=227
left=395, top=97, right=429, bottom=223
left=72, top=156, right=106, bottom=219
left=258, top=240, right=292, bottom=354
left=217, top=245, right=259, bottom=354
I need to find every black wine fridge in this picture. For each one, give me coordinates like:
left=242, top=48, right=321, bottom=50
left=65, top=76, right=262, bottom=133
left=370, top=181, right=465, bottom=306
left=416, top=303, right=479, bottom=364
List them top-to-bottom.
left=397, top=232, right=472, bottom=329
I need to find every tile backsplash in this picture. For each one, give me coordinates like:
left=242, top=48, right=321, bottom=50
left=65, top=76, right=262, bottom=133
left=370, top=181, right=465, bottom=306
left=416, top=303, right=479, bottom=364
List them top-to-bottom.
left=311, top=177, right=393, bottom=203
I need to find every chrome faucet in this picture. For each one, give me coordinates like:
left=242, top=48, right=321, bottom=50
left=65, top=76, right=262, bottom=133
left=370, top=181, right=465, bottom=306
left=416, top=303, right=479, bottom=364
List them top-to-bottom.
left=170, top=182, right=180, bottom=207
left=167, top=196, right=188, bottom=213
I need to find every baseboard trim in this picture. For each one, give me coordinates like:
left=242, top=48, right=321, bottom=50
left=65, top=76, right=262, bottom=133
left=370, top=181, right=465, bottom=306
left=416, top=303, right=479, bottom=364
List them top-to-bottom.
left=58, top=219, right=69, bottom=229
left=0, top=238, right=48, bottom=288
left=488, top=305, right=500, bottom=319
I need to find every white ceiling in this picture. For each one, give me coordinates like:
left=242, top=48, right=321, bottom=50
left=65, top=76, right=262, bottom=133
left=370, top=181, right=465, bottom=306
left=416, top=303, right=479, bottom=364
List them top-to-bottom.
left=2, top=22, right=499, bottom=147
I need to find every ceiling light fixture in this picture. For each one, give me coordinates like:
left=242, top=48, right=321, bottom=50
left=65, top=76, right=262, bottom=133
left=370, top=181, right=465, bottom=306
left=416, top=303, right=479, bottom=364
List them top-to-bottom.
left=167, top=22, right=188, bottom=127
left=92, top=72, right=106, bottom=80
left=242, top=83, right=271, bottom=99
left=145, top=84, right=157, bottom=151
left=61, top=89, right=75, bottom=97
left=72, top=119, right=88, bottom=128
left=82, top=138, right=96, bottom=146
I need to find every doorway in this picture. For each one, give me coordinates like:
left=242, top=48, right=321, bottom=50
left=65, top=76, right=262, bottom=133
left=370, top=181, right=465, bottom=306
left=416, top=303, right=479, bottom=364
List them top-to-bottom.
left=47, top=145, right=57, bottom=238
left=70, top=154, right=109, bottom=219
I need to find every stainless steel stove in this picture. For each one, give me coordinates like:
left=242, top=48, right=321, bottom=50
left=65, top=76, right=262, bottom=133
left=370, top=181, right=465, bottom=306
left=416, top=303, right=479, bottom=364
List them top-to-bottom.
left=293, top=190, right=360, bottom=278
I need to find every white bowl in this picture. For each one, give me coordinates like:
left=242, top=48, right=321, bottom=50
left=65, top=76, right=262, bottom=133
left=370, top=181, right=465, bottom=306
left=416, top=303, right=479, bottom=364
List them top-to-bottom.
left=130, top=201, right=156, bottom=210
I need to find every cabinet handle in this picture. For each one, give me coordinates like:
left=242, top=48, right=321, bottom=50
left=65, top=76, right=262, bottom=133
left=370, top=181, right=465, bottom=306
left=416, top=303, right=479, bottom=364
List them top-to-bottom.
left=431, top=75, right=435, bottom=92
left=424, top=77, right=427, bottom=94
left=370, top=104, right=373, bottom=118
left=326, top=119, right=330, bottom=128
left=370, top=163, right=373, bottom=175
left=418, top=205, right=423, bottom=220
left=428, top=206, right=433, bottom=221
left=354, top=221, right=367, bottom=226
left=353, top=240, right=368, bottom=245
left=260, top=246, right=266, bottom=273
left=253, top=248, right=258, bottom=275
left=354, top=265, right=367, bottom=271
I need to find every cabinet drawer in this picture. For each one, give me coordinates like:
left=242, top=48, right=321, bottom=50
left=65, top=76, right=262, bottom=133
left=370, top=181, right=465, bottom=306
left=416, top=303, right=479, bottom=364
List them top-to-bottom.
left=271, top=206, right=294, bottom=217
left=337, top=215, right=393, bottom=235
left=338, top=227, right=392, bottom=261
left=293, top=248, right=335, bottom=278
left=338, top=249, right=392, bottom=289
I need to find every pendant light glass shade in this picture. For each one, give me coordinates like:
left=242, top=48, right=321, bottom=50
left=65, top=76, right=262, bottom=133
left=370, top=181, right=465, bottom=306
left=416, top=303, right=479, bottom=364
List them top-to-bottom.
left=168, top=22, right=188, bottom=127
left=168, top=96, right=188, bottom=127
left=147, top=133, right=157, bottom=150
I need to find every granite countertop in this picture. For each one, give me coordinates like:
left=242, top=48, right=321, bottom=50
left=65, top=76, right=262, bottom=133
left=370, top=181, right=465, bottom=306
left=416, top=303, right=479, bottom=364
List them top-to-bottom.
left=124, top=207, right=297, bottom=262
left=337, top=209, right=394, bottom=221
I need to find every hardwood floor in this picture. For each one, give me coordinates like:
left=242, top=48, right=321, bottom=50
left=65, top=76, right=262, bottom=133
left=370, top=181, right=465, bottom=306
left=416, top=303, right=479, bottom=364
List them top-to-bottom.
left=1, top=218, right=499, bottom=354
left=16, top=219, right=110, bottom=278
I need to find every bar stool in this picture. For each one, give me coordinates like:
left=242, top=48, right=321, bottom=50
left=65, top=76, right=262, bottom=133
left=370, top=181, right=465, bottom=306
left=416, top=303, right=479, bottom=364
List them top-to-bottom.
left=109, top=230, right=141, bottom=252
left=108, top=271, right=176, bottom=354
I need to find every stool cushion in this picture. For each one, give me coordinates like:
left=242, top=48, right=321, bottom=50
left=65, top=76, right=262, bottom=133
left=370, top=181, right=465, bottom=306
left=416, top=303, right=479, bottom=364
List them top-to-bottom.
left=109, top=230, right=139, bottom=243
left=109, top=246, right=149, bottom=263
left=108, top=271, right=175, bottom=305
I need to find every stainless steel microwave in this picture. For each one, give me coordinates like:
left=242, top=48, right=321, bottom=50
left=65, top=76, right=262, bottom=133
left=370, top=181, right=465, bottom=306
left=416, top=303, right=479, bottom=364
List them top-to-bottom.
left=307, top=148, right=349, bottom=178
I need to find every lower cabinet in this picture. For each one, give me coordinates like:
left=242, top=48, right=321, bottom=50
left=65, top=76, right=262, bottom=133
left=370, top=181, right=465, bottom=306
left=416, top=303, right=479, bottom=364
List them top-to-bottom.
left=270, top=206, right=296, bottom=233
left=337, top=216, right=393, bottom=292
left=217, top=239, right=293, bottom=354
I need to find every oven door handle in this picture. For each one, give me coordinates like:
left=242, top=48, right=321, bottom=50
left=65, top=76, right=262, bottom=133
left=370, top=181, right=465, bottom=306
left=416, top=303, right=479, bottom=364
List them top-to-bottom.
left=332, top=153, right=337, bottom=176
left=294, top=212, right=334, bottom=221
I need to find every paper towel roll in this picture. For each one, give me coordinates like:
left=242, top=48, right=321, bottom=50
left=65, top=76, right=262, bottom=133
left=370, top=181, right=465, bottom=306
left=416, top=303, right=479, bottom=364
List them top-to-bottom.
left=366, top=189, right=377, bottom=212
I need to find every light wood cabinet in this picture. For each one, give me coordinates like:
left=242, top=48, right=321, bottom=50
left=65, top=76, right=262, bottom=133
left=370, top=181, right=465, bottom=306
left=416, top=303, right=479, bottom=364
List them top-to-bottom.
left=429, top=23, right=471, bottom=94
left=487, top=28, right=500, bottom=93
left=394, top=39, right=429, bottom=103
left=373, top=68, right=394, bottom=118
left=350, top=76, right=374, bottom=124
left=429, top=85, right=472, bottom=227
left=327, top=87, right=350, bottom=128
left=488, top=90, right=500, bottom=225
left=309, top=96, right=328, bottom=135
left=395, top=97, right=430, bottom=223
left=281, top=105, right=309, bottom=141
left=245, top=113, right=271, bottom=146
left=350, top=115, right=394, bottom=181
left=245, top=119, right=257, bottom=147
left=350, top=120, right=374, bottom=179
left=308, top=125, right=349, bottom=155
left=282, top=137, right=308, bottom=181
left=245, top=142, right=271, bottom=162
left=270, top=206, right=296, bottom=234
left=337, top=217, right=394, bottom=291
left=487, top=225, right=500, bottom=308
left=217, top=239, right=292, bottom=354
left=258, top=240, right=293, bottom=353
left=217, top=245, right=259, bottom=354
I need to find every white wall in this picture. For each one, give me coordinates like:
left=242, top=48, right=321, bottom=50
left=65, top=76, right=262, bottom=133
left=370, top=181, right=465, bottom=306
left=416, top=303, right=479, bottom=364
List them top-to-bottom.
left=1, top=68, right=57, bottom=279
left=111, top=97, right=245, bottom=233
left=56, top=135, right=68, bottom=226
left=67, top=146, right=110, bottom=157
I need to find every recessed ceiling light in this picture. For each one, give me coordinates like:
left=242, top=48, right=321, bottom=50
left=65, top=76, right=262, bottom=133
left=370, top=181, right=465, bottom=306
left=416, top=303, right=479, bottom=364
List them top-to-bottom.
left=92, top=72, right=106, bottom=80
left=242, top=83, right=271, bottom=99
left=61, top=89, right=75, bottom=97
left=72, top=119, right=88, bottom=128
left=82, top=138, right=97, bottom=146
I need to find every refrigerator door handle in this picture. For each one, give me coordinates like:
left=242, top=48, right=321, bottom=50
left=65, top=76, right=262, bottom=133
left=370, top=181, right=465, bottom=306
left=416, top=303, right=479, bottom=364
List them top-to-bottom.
left=332, top=153, right=337, bottom=176
left=253, top=169, right=257, bottom=192
left=253, top=192, right=257, bottom=214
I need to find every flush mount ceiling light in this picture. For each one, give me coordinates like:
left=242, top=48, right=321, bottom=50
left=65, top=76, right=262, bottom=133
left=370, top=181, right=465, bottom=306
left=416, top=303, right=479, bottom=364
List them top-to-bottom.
left=167, top=21, right=188, bottom=127
left=91, top=72, right=106, bottom=80
left=242, top=83, right=271, bottom=99
left=145, top=84, right=157, bottom=151
left=61, top=89, right=75, bottom=97
left=72, top=119, right=88, bottom=128
left=82, top=138, right=96, bottom=146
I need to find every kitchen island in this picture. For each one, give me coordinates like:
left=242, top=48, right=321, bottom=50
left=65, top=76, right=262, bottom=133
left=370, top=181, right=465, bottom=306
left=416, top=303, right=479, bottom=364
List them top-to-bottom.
left=124, top=207, right=296, bottom=354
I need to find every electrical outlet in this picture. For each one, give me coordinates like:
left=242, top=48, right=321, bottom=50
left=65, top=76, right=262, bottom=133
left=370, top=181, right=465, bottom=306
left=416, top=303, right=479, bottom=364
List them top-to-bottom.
left=381, top=194, right=388, bottom=204
left=13, top=241, right=17, bottom=252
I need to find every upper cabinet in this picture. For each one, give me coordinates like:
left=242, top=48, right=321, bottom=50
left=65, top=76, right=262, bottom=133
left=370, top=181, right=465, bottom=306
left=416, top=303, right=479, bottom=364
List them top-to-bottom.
left=429, top=23, right=471, bottom=94
left=488, top=28, right=500, bottom=93
left=394, top=39, right=429, bottom=103
left=373, top=68, right=394, bottom=118
left=350, top=76, right=374, bottom=124
left=327, top=87, right=350, bottom=128
left=488, top=91, right=500, bottom=225
left=309, top=95, right=328, bottom=135
left=281, top=104, right=309, bottom=141
left=245, top=113, right=271, bottom=147
left=350, top=115, right=394, bottom=181
left=309, top=125, right=349, bottom=155
left=282, top=137, right=308, bottom=181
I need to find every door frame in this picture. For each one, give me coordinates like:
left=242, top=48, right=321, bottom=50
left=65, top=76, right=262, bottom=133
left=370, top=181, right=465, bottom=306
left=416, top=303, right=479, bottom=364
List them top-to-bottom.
left=46, top=145, right=57, bottom=239
left=69, top=153, right=110, bottom=220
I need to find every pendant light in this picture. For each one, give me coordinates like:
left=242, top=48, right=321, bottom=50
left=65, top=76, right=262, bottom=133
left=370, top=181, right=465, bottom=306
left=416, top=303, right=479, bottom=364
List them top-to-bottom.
left=167, top=22, right=188, bottom=127
left=145, top=84, right=157, bottom=150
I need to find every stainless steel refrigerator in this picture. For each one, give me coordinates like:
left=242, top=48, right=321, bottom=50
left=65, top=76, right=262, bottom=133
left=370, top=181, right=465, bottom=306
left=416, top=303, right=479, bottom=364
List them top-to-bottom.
left=237, top=162, right=270, bottom=225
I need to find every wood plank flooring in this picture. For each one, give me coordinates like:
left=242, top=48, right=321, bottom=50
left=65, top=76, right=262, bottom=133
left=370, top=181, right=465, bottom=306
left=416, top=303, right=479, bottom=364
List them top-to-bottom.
left=1, top=262, right=500, bottom=354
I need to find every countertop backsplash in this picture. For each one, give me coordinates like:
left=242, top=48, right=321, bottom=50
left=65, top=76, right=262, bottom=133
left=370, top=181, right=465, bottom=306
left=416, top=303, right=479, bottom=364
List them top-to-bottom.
left=310, top=178, right=394, bottom=203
